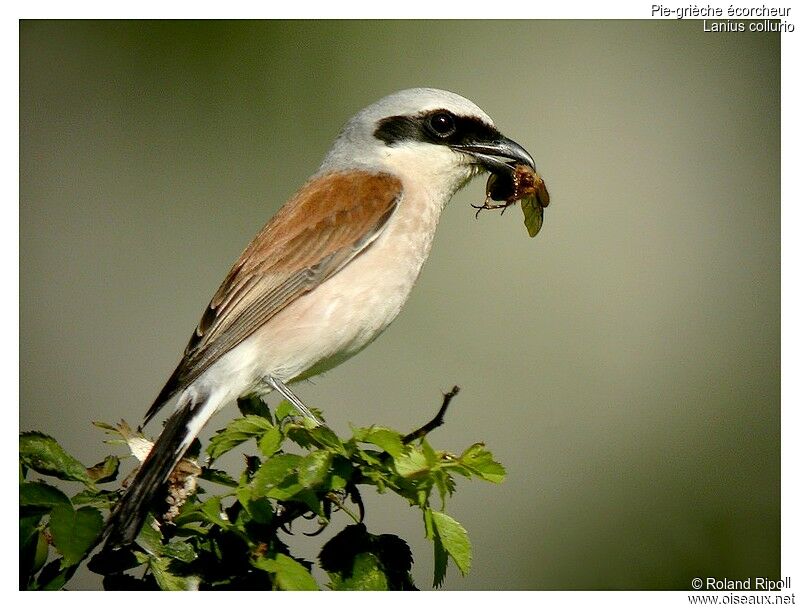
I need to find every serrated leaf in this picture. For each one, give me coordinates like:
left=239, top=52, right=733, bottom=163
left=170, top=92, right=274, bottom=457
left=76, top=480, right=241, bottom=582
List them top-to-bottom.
left=237, top=395, right=273, bottom=422
left=275, top=400, right=295, bottom=421
left=206, top=416, right=274, bottom=461
left=257, top=425, right=283, bottom=458
left=307, top=425, right=345, bottom=452
left=354, top=426, right=406, bottom=457
left=359, top=427, right=405, bottom=458
left=19, top=432, right=90, bottom=484
left=421, top=438, right=438, bottom=466
left=459, top=443, right=506, bottom=483
left=393, top=446, right=430, bottom=478
left=298, top=450, right=333, bottom=487
left=251, top=454, right=301, bottom=496
left=86, top=455, right=120, bottom=483
left=328, top=457, right=354, bottom=490
left=199, top=466, right=238, bottom=487
left=433, top=470, right=456, bottom=504
left=265, top=476, right=305, bottom=502
left=20, top=481, right=72, bottom=509
left=236, top=486, right=273, bottom=524
left=71, top=488, right=118, bottom=509
left=293, top=489, right=325, bottom=516
left=199, top=496, right=229, bottom=528
left=247, top=497, right=274, bottom=524
left=48, top=505, right=103, bottom=566
left=423, top=506, right=446, bottom=588
left=423, top=507, right=435, bottom=539
left=431, top=510, right=471, bottom=576
left=20, top=513, right=43, bottom=587
left=135, top=518, right=163, bottom=556
left=318, top=523, right=369, bottom=574
left=319, top=524, right=415, bottom=590
left=32, top=530, right=50, bottom=576
left=432, top=530, right=448, bottom=588
left=374, top=533, right=415, bottom=589
left=162, top=540, right=197, bottom=563
left=330, top=552, right=389, bottom=590
left=254, top=553, right=318, bottom=591
left=149, top=556, right=200, bottom=590
left=36, top=559, right=78, bottom=591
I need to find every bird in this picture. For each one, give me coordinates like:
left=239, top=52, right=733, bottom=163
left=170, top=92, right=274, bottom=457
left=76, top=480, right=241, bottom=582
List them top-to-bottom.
left=102, top=87, right=538, bottom=546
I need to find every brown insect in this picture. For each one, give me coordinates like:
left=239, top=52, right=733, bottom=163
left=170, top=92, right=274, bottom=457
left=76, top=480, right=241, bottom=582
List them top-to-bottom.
left=473, top=164, right=550, bottom=238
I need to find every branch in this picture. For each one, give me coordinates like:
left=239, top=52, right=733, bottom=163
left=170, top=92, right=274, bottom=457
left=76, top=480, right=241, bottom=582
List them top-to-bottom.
left=402, top=386, right=461, bottom=444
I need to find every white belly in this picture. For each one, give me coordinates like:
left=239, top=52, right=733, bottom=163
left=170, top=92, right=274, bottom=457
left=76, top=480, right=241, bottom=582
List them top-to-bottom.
left=196, top=180, right=447, bottom=402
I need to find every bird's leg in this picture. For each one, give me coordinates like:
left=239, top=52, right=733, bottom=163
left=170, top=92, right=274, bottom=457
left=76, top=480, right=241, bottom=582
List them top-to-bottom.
left=265, top=375, right=321, bottom=426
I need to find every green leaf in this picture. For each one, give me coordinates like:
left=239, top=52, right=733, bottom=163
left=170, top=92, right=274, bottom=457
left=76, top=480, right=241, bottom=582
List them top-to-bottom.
left=237, top=395, right=273, bottom=422
left=275, top=400, right=296, bottom=421
left=206, top=415, right=274, bottom=461
left=257, top=425, right=283, bottom=458
left=307, top=425, right=345, bottom=452
left=360, top=427, right=405, bottom=458
left=19, top=432, right=91, bottom=484
left=421, top=438, right=439, bottom=466
left=459, top=443, right=506, bottom=483
left=393, top=446, right=430, bottom=478
left=297, top=450, right=333, bottom=487
left=251, top=454, right=302, bottom=496
left=86, top=455, right=120, bottom=483
left=328, top=457, right=354, bottom=490
left=199, top=467, right=238, bottom=487
left=433, top=470, right=456, bottom=505
left=265, top=476, right=305, bottom=502
left=20, top=481, right=72, bottom=509
left=236, top=486, right=274, bottom=524
left=71, top=488, right=118, bottom=509
left=199, top=496, right=229, bottom=528
left=48, top=505, right=103, bottom=566
left=422, top=507, right=449, bottom=587
left=423, top=507, right=435, bottom=539
left=431, top=510, right=471, bottom=575
left=20, top=513, right=43, bottom=587
left=134, top=518, right=164, bottom=556
left=32, top=530, right=50, bottom=576
left=432, top=530, right=448, bottom=588
left=162, top=540, right=198, bottom=563
left=329, top=552, right=389, bottom=591
left=254, top=553, right=318, bottom=590
left=149, top=556, right=200, bottom=590
left=36, top=559, right=78, bottom=590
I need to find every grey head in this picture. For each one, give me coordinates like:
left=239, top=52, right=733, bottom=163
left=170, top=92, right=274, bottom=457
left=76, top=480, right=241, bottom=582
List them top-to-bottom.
left=319, top=88, right=535, bottom=180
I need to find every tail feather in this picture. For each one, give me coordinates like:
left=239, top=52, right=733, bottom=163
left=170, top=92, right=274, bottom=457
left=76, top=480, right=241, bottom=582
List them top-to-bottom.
left=103, top=391, right=212, bottom=547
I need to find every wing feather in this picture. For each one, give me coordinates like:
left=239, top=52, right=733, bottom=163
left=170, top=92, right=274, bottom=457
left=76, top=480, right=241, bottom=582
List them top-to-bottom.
left=144, top=170, right=402, bottom=424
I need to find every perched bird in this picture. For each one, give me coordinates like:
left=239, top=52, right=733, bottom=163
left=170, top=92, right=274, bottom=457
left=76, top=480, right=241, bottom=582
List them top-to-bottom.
left=103, top=87, right=537, bottom=546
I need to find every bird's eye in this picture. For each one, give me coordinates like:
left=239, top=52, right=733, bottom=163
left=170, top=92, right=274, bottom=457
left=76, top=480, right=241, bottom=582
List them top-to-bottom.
left=427, top=112, right=456, bottom=138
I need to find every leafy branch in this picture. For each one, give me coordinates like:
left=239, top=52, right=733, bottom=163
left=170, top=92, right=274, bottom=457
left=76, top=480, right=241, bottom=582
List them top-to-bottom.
left=20, top=389, right=505, bottom=590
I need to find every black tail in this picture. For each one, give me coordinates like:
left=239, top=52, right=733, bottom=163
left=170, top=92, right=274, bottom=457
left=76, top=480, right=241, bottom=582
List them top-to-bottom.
left=102, top=393, right=208, bottom=547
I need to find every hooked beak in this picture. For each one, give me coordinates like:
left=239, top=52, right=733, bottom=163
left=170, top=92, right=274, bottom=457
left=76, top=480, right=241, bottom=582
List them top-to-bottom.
left=450, top=135, right=536, bottom=174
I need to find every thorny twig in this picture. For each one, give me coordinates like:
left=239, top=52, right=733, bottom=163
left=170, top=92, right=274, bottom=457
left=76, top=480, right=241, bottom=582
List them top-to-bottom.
left=402, top=386, right=461, bottom=444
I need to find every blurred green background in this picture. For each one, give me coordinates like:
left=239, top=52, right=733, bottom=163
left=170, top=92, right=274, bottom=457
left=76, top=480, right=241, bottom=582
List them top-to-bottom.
left=20, top=20, right=779, bottom=590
